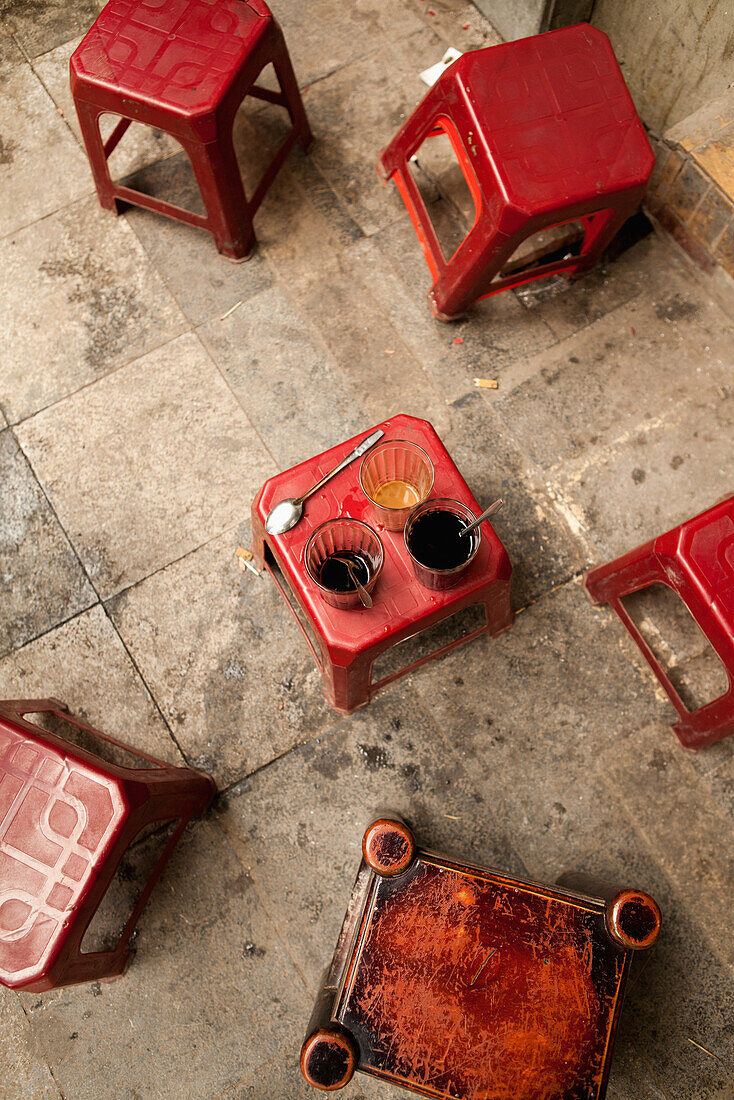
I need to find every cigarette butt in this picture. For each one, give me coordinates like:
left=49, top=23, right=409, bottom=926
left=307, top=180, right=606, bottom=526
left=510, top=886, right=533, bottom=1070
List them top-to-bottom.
left=220, top=300, right=242, bottom=321
left=474, top=377, right=499, bottom=389
left=235, top=546, right=261, bottom=576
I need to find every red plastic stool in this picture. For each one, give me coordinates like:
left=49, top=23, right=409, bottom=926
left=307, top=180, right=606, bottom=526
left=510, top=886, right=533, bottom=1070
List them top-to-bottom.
left=70, top=0, right=312, bottom=259
left=376, top=25, right=654, bottom=320
left=251, top=415, right=513, bottom=715
left=584, top=495, right=734, bottom=750
left=0, top=698, right=216, bottom=991
left=301, top=816, right=661, bottom=1097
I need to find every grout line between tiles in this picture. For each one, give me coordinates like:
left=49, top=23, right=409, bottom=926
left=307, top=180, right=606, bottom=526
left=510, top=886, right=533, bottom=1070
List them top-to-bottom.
left=9, top=324, right=190, bottom=429
left=192, top=329, right=282, bottom=474
left=10, top=426, right=189, bottom=766
left=208, top=813, right=314, bottom=996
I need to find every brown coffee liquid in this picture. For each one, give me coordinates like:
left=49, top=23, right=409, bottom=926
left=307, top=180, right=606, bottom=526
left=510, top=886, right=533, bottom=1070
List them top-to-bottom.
left=374, top=479, right=421, bottom=510
left=407, top=509, right=475, bottom=569
left=318, top=550, right=370, bottom=592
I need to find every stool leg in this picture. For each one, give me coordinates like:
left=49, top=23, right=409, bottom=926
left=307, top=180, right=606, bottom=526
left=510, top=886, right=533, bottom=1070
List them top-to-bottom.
left=272, top=29, right=313, bottom=152
left=74, top=99, right=118, bottom=213
left=185, top=137, right=255, bottom=260
left=574, top=204, right=632, bottom=273
left=584, top=540, right=664, bottom=605
left=673, top=686, right=734, bottom=749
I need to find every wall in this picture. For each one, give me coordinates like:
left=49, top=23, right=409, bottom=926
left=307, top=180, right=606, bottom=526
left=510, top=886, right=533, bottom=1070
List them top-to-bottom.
left=473, top=0, right=734, bottom=133
left=592, top=0, right=734, bottom=133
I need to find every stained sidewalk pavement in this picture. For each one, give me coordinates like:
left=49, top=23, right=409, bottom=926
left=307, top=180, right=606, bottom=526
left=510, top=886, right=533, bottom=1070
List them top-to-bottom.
left=1, top=1, right=733, bottom=1097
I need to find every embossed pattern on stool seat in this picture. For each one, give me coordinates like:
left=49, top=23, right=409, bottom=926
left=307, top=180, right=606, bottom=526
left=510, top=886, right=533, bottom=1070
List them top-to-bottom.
left=71, top=0, right=266, bottom=114
left=0, top=719, right=125, bottom=987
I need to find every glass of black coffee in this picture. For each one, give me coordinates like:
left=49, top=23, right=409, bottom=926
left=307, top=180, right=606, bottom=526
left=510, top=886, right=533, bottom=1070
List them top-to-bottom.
left=404, top=498, right=481, bottom=590
left=305, top=518, right=384, bottom=610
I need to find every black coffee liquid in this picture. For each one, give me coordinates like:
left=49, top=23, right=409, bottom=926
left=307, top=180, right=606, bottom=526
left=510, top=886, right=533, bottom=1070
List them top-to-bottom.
left=408, top=509, right=474, bottom=569
left=318, top=550, right=371, bottom=592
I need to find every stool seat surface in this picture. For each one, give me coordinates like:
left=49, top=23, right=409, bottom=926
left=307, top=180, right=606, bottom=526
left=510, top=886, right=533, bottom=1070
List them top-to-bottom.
left=71, top=0, right=267, bottom=114
left=452, top=25, right=653, bottom=212
left=253, top=415, right=509, bottom=657
left=0, top=718, right=126, bottom=987
left=336, top=854, right=628, bottom=1099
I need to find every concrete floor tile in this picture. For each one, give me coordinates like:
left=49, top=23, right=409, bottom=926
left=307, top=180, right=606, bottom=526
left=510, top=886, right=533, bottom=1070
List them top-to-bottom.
left=1, top=0, right=732, bottom=1089
left=4, top=0, right=101, bottom=58
left=270, top=0, right=423, bottom=88
left=403, top=0, right=502, bottom=50
left=303, top=28, right=447, bottom=236
left=0, top=31, right=24, bottom=75
left=33, top=37, right=180, bottom=179
left=0, top=64, right=90, bottom=238
left=247, top=120, right=366, bottom=288
left=122, top=145, right=274, bottom=328
left=0, top=197, right=187, bottom=423
left=358, top=218, right=558, bottom=381
left=342, top=234, right=469, bottom=407
left=518, top=234, right=662, bottom=343
left=282, top=259, right=453, bottom=438
left=492, top=274, right=733, bottom=472
left=199, top=285, right=364, bottom=471
left=16, top=333, right=276, bottom=599
left=439, top=394, right=586, bottom=606
left=554, top=396, right=734, bottom=562
left=0, top=428, right=95, bottom=656
left=107, top=523, right=338, bottom=788
left=416, top=579, right=664, bottom=880
left=618, top=583, right=712, bottom=668
left=0, top=604, right=180, bottom=763
left=216, top=687, right=525, bottom=991
left=596, top=721, right=734, bottom=969
left=23, top=820, right=310, bottom=1100
left=576, top=833, right=734, bottom=1100
left=0, top=991, right=61, bottom=1100
left=604, top=1040, right=669, bottom=1100
left=216, top=1056, right=370, bottom=1099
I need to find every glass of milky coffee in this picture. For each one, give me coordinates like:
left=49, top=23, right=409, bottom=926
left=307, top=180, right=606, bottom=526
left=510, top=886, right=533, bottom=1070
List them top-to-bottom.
left=359, top=439, right=435, bottom=531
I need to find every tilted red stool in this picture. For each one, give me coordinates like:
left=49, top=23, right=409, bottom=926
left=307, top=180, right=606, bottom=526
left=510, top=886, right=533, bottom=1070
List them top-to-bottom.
left=70, top=0, right=312, bottom=259
left=377, top=25, right=653, bottom=320
left=251, top=414, right=513, bottom=714
left=585, top=495, right=734, bottom=750
left=0, top=698, right=216, bottom=991
left=301, top=816, right=661, bottom=1097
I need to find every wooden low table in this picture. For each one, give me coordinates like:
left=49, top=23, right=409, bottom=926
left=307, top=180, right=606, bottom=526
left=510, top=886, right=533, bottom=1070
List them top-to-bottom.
left=251, top=414, right=513, bottom=714
left=301, top=817, right=661, bottom=1098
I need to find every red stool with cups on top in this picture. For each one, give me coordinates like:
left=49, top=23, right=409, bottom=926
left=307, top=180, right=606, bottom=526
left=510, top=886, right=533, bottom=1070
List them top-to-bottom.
left=70, top=0, right=312, bottom=259
left=376, top=25, right=654, bottom=320
left=251, top=414, right=513, bottom=714
left=584, top=494, right=734, bottom=750
left=0, top=698, right=215, bottom=991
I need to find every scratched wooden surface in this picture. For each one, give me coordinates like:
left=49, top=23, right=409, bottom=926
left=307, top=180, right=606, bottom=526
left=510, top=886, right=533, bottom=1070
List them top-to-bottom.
left=336, top=856, right=629, bottom=1100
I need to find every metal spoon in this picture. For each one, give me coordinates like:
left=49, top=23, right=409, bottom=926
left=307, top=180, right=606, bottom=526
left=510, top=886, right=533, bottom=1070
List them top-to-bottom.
left=265, top=429, right=384, bottom=536
left=459, top=497, right=504, bottom=540
left=332, top=554, right=373, bottom=608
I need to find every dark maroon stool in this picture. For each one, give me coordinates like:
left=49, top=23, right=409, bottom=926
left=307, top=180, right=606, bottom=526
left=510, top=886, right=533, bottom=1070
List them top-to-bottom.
left=70, top=0, right=312, bottom=259
left=377, top=25, right=653, bottom=319
left=585, top=494, right=734, bottom=750
left=0, top=698, right=215, bottom=991
left=302, top=817, right=661, bottom=1098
